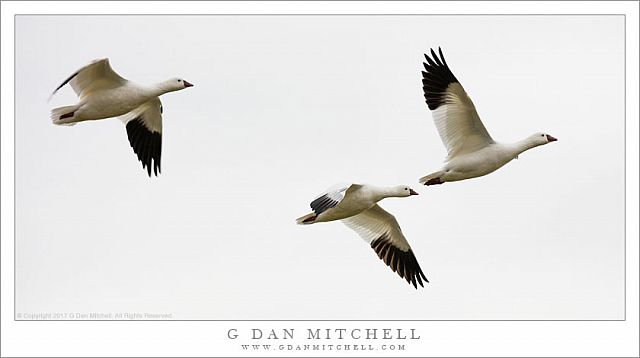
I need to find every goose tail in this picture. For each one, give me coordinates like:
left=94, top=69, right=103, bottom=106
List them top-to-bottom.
left=51, top=105, right=80, bottom=126
left=419, top=170, right=446, bottom=186
left=296, top=212, right=317, bottom=225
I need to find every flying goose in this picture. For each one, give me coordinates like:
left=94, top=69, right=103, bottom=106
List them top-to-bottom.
left=419, top=48, right=557, bottom=185
left=50, top=58, right=193, bottom=176
left=297, top=183, right=428, bottom=288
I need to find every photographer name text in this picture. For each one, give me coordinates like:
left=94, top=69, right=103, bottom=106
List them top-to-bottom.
left=227, top=328, right=420, bottom=340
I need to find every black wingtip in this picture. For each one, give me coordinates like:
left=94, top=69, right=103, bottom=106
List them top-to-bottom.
left=421, top=47, right=458, bottom=111
left=438, top=47, right=447, bottom=66
left=430, top=48, right=442, bottom=66
left=125, top=118, right=162, bottom=178
left=310, top=194, right=341, bottom=215
left=371, top=236, right=429, bottom=289
left=420, top=270, right=429, bottom=283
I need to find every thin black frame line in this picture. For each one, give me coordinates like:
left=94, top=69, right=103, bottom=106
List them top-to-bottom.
left=0, top=0, right=627, bottom=1
left=12, top=11, right=17, bottom=328
left=598, top=12, right=633, bottom=324
left=12, top=13, right=628, bottom=323
left=14, top=13, right=628, bottom=16
left=622, top=13, right=627, bottom=322
left=10, top=319, right=628, bottom=322
left=28, top=356, right=628, bottom=358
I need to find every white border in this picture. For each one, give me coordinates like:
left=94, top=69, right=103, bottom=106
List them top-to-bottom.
left=1, top=1, right=638, bottom=357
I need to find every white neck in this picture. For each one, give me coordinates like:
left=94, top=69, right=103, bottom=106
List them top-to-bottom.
left=148, top=81, right=176, bottom=97
left=507, top=137, right=543, bottom=158
left=371, top=186, right=399, bottom=201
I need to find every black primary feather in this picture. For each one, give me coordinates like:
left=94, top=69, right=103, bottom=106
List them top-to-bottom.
left=421, top=47, right=460, bottom=110
left=125, top=118, right=162, bottom=177
left=370, top=234, right=429, bottom=289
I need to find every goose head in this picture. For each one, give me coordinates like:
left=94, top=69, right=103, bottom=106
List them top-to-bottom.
left=159, top=77, right=194, bottom=93
left=529, top=132, right=558, bottom=146
left=390, top=185, right=420, bottom=198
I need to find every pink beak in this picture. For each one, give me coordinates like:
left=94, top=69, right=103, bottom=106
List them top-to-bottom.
left=183, top=80, right=194, bottom=88
left=546, top=134, right=558, bottom=142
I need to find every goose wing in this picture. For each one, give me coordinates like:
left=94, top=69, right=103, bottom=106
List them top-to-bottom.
left=422, top=48, right=494, bottom=160
left=52, top=58, right=127, bottom=100
left=120, top=98, right=163, bottom=176
left=309, top=183, right=361, bottom=215
left=342, top=204, right=428, bottom=288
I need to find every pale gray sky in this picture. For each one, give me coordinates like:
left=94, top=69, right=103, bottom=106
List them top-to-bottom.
left=15, top=15, right=624, bottom=319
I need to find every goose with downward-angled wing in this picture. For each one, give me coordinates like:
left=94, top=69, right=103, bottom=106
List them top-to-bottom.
left=50, top=58, right=193, bottom=176
left=297, top=183, right=428, bottom=288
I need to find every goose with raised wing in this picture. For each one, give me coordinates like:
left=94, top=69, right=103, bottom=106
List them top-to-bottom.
left=419, top=48, right=557, bottom=185
left=50, top=58, right=193, bottom=176
left=297, top=183, right=428, bottom=288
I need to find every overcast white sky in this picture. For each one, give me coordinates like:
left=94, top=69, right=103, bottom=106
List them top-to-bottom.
left=15, top=15, right=624, bottom=320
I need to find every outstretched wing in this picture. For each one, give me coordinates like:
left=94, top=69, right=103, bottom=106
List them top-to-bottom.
left=422, top=48, right=494, bottom=160
left=51, top=58, right=127, bottom=100
left=120, top=98, right=163, bottom=176
left=342, top=204, right=428, bottom=288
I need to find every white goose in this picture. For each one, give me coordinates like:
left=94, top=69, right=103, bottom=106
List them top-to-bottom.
left=419, top=48, right=557, bottom=185
left=50, top=58, right=193, bottom=176
left=297, top=183, right=428, bottom=288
